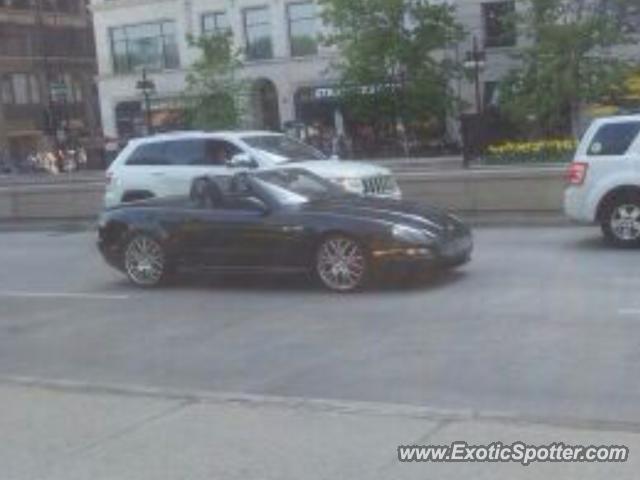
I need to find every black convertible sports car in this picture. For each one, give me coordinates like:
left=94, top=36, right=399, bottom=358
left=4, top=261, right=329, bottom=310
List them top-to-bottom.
left=97, top=169, right=473, bottom=292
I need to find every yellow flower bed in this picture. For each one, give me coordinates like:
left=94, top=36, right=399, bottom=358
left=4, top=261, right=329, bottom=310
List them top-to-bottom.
left=485, top=139, right=577, bottom=164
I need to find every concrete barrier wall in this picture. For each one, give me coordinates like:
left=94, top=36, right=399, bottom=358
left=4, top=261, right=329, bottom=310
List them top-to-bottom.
left=0, top=167, right=566, bottom=220
left=397, top=167, right=565, bottom=213
left=0, top=184, right=105, bottom=220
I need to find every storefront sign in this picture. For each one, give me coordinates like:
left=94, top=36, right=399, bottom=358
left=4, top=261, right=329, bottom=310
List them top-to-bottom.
left=311, top=83, right=401, bottom=101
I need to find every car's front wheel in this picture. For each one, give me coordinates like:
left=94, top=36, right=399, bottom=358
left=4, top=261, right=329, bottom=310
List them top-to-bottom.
left=601, top=195, right=640, bottom=248
left=123, top=234, right=170, bottom=287
left=315, top=235, right=368, bottom=292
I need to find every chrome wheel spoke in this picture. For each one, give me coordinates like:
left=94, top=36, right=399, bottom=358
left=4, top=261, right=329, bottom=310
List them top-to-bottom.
left=611, top=204, right=640, bottom=241
left=125, top=236, right=165, bottom=286
left=317, top=237, right=366, bottom=291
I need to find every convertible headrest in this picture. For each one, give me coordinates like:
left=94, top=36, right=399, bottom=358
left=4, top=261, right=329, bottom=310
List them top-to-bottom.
left=190, top=177, right=224, bottom=208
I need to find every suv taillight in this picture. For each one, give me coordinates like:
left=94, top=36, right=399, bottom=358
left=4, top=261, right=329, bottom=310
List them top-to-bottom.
left=565, top=162, right=588, bottom=186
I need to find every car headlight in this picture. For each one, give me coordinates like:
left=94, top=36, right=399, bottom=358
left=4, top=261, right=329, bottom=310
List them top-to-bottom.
left=333, top=177, right=365, bottom=194
left=392, top=224, right=435, bottom=244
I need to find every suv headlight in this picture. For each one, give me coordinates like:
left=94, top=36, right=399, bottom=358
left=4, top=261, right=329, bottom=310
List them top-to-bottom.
left=333, top=177, right=365, bottom=194
left=392, top=225, right=435, bottom=244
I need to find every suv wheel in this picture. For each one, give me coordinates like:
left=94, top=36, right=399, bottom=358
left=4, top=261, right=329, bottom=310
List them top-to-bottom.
left=601, top=195, right=640, bottom=248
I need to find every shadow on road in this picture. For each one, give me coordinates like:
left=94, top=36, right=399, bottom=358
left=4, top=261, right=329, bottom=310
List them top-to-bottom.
left=567, top=235, right=640, bottom=253
left=108, top=268, right=470, bottom=296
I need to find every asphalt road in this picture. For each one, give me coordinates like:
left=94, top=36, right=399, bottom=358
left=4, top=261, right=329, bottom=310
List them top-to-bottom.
left=1, top=225, right=640, bottom=426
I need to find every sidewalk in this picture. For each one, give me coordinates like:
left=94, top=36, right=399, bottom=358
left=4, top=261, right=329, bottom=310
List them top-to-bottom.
left=0, top=171, right=104, bottom=187
left=2, top=377, right=638, bottom=480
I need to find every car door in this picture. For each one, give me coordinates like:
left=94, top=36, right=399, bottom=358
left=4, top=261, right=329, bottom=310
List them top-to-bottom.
left=182, top=197, right=275, bottom=269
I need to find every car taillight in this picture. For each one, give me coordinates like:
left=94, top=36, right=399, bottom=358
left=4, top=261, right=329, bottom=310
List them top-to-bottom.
left=565, top=162, right=588, bottom=186
left=106, top=172, right=114, bottom=186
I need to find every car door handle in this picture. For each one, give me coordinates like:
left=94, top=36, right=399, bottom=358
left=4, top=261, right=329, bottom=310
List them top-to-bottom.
left=151, top=172, right=166, bottom=177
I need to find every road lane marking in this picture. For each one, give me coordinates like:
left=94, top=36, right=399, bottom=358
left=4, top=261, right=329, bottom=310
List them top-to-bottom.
left=0, top=290, right=129, bottom=300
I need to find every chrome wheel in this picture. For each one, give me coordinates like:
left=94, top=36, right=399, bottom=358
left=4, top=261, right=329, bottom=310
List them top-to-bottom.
left=610, top=204, right=640, bottom=242
left=124, top=235, right=166, bottom=287
left=316, top=236, right=367, bottom=292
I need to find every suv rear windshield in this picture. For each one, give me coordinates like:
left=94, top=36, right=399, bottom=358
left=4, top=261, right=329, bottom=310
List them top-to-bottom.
left=588, top=121, right=640, bottom=156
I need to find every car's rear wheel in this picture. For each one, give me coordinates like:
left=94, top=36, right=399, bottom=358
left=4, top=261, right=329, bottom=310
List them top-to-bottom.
left=601, top=195, right=640, bottom=248
left=123, top=234, right=169, bottom=287
left=316, top=235, right=368, bottom=292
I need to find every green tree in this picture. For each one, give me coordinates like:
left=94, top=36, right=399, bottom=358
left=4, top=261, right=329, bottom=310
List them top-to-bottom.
left=319, top=0, right=465, bottom=152
left=499, top=0, right=638, bottom=137
left=184, top=32, right=248, bottom=130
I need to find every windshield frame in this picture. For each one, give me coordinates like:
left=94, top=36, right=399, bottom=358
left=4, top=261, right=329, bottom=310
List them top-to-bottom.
left=242, top=134, right=329, bottom=163
left=248, top=169, right=345, bottom=207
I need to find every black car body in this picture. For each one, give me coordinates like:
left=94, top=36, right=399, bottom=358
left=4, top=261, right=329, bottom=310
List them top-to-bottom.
left=98, top=169, right=472, bottom=291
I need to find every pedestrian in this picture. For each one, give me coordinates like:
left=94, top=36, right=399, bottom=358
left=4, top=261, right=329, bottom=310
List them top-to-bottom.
left=77, top=146, right=88, bottom=170
left=56, top=149, right=65, bottom=174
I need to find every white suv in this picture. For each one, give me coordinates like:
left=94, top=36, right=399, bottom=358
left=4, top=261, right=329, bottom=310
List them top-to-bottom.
left=564, top=115, right=640, bottom=246
left=105, top=131, right=401, bottom=208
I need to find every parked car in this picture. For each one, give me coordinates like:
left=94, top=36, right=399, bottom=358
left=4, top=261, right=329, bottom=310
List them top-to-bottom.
left=564, top=115, right=640, bottom=247
left=104, top=131, right=401, bottom=208
left=98, top=169, right=472, bottom=292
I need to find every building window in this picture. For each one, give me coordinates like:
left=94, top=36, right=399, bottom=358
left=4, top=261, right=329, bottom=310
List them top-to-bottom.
left=3, top=0, right=31, bottom=9
left=287, top=1, right=318, bottom=57
left=482, top=1, right=516, bottom=48
left=617, top=4, right=640, bottom=34
left=243, top=6, right=273, bottom=60
left=202, top=11, right=229, bottom=36
left=110, top=21, right=180, bottom=74
left=0, top=25, right=34, bottom=57
left=1, top=73, right=40, bottom=105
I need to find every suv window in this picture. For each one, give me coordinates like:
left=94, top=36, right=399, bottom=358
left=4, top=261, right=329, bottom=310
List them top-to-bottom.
left=588, top=122, right=640, bottom=156
left=164, top=140, right=208, bottom=166
left=205, top=140, right=241, bottom=166
left=125, top=142, right=170, bottom=166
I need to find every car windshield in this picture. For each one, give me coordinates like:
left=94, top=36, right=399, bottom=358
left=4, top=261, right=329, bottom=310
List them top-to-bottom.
left=242, top=135, right=328, bottom=162
left=253, top=169, right=342, bottom=204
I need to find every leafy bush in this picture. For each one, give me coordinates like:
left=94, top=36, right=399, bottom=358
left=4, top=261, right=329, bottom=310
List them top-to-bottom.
left=484, top=139, right=577, bottom=165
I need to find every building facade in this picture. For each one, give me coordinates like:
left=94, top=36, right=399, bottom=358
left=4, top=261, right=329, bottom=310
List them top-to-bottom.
left=0, top=0, right=99, bottom=158
left=91, top=0, right=640, bottom=146
left=92, top=0, right=341, bottom=140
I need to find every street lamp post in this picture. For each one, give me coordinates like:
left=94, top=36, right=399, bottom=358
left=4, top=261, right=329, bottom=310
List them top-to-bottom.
left=461, top=36, right=487, bottom=168
left=464, top=36, right=486, bottom=115
left=136, top=69, right=156, bottom=135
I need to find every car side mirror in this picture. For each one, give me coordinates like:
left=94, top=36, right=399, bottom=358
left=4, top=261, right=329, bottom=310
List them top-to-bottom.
left=227, top=153, right=258, bottom=169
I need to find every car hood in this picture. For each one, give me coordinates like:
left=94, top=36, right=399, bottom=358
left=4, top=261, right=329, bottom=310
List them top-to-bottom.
left=281, top=160, right=391, bottom=179
left=298, top=196, right=455, bottom=234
